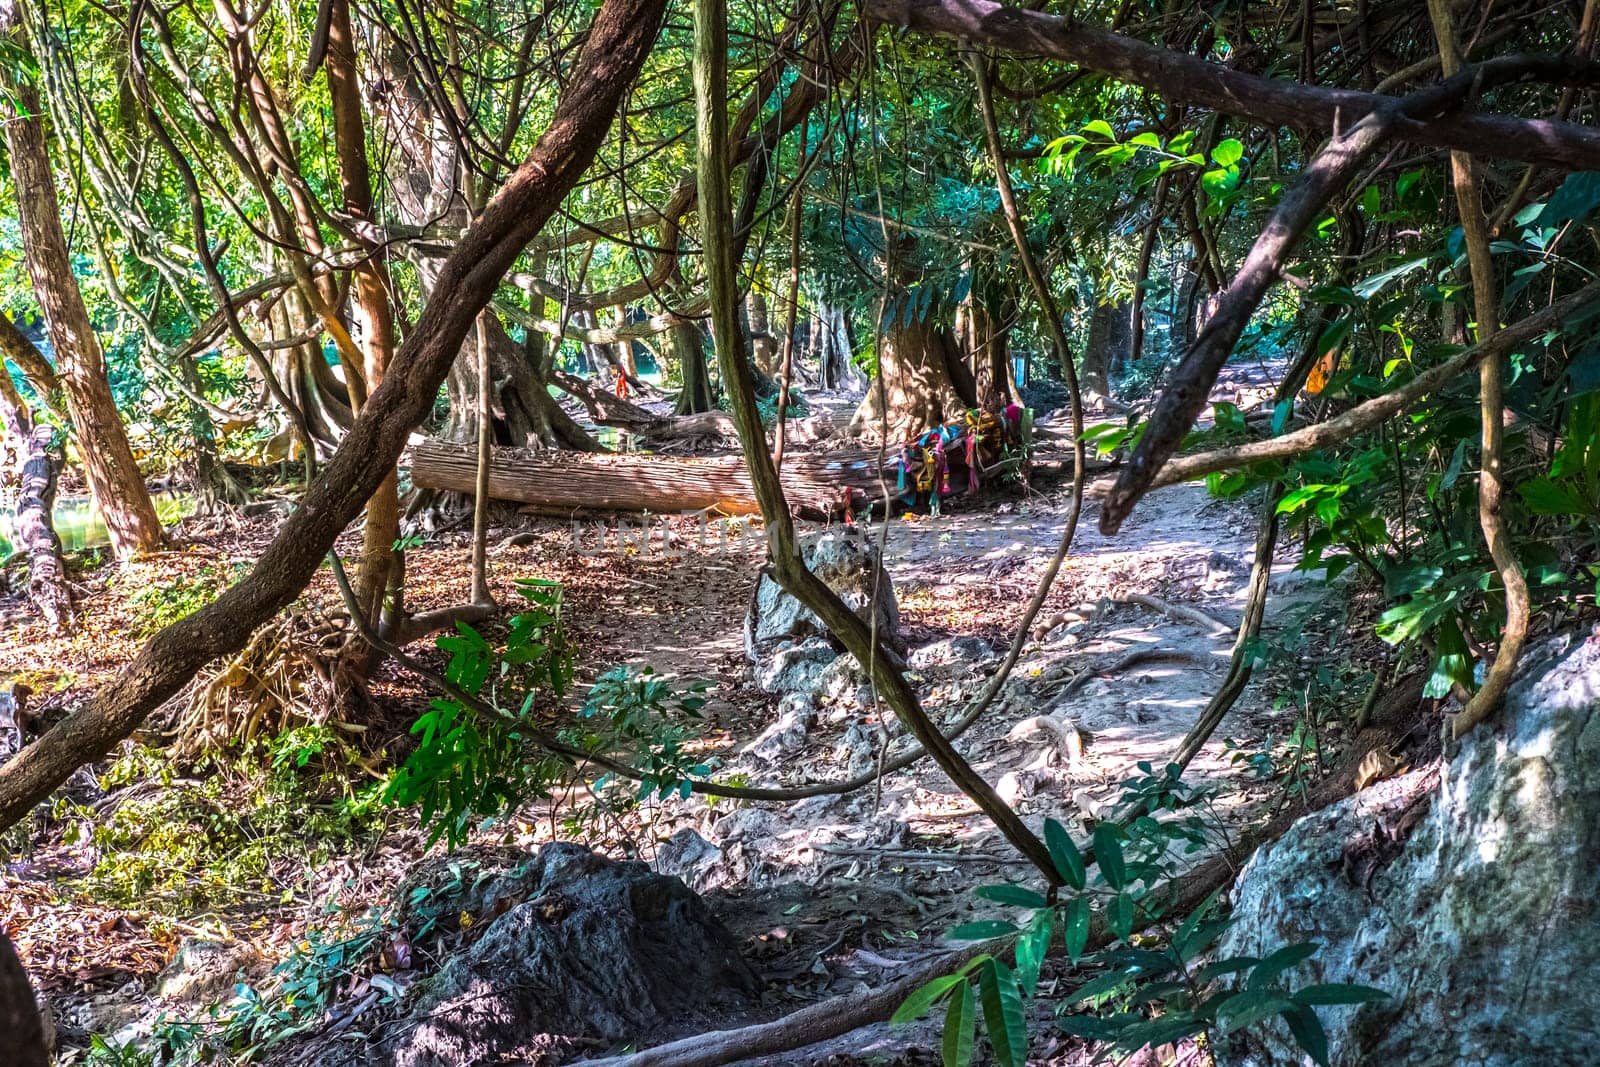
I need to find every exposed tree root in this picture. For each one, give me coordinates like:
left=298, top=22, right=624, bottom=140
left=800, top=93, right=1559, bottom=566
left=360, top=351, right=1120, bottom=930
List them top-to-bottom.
left=1113, top=592, right=1234, bottom=639
left=172, top=608, right=367, bottom=759
left=582, top=681, right=1430, bottom=1067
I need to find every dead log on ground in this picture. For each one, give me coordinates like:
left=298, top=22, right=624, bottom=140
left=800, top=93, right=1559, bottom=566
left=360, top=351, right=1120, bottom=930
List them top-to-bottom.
left=409, top=439, right=882, bottom=516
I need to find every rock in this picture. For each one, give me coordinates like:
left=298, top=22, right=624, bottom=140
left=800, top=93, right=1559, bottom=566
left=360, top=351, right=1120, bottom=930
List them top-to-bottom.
left=744, top=528, right=901, bottom=660
left=1217, top=632, right=1600, bottom=1067
left=908, top=635, right=995, bottom=672
left=752, top=637, right=837, bottom=695
left=818, top=655, right=870, bottom=702
left=744, top=694, right=816, bottom=763
left=835, top=721, right=878, bottom=777
left=655, top=828, right=725, bottom=894
left=385, top=843, right=759, bottom=1067
left=156, top=938, right=262, bottom=1003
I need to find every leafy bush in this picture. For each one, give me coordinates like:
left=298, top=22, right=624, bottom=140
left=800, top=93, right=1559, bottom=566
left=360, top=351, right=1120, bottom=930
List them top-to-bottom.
left=895, top=764, right=1386, bottom=1065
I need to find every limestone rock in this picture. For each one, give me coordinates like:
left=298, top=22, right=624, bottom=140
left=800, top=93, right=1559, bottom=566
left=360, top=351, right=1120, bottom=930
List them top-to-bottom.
left=744, top=528, right=901, bottom=659
left=1217, top=631, right=1600, bottom=1067
left=908, top=635, right=995, bottom=673
left=752, top=637, right=837, bottom=695
left=744, top=694, right=816, bottom=763
left=654, top=828, right=725, bottom=894
left=374, top=843, right=758, bottom=1067
left=156, top=938, right=262, bottom=1002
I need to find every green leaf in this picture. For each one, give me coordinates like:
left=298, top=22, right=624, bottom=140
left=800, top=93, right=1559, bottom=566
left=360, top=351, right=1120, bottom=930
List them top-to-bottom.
left=1081, top=119, right=1116, bottom=140
left=1211, top=138, right=1244, bottom=167
left=1536, top=171, right=1600, bottom=226
left=1518, top=476, right=1588, bottom=516
left=1044, top=818, right=1086, bottom=890
left=1093, top=823, right=1127, bottom=890
left=975, top=884, right=1050, bottom=909
left=1109, top=892, right=1135, bottom=941
left=1063, top=896, right=1090, bottom=963
left=1014, top=910, right=1053, bottom=997
left=947, top=920, right=1019, bottom=942
left=1248, top=942, right=1320, bottom=989
left=978, top=960, right=1028, bottom=1067
left=892, top=974, right=966, bottom=1024
left=943, top=981, right=975, bottom=1067
left=1292, top=983, right=1391, bottom=1006
left=1216, top=988, right=1296, bottom=1034
left=1281, top=1004, right=1331, bottom=1066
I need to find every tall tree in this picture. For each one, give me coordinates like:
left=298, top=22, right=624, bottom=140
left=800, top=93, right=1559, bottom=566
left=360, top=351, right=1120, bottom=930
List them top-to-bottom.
left=0, top=13, right=163, bottom=558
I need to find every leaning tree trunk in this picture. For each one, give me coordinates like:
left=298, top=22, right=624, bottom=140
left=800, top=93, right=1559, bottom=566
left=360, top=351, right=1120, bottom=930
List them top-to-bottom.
left=1, top=72, right=163, bottom=558
left=851, top=294, right=976, bottom=440
left=671, top=321, right=717, bottom=414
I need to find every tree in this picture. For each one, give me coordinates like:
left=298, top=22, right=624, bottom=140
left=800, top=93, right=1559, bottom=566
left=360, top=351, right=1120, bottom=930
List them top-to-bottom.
left=0, top=23, right=164, bottom=558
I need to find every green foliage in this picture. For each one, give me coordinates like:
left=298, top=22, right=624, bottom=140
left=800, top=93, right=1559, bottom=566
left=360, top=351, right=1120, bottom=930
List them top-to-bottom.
left=126, top=564, right=242, bottom=635
left=383, top=578, right=572, bottom=847
left=575, top=665, right=711, bottom=800
left=66, top=736, right=384, bottom=913
left=895, top=765, right=1387, bottom=1065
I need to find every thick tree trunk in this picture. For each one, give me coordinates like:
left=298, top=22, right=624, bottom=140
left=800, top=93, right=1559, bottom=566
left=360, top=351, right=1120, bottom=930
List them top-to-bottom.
left=0, top=0, right=668, bottom=832
left=1, top=76, right=163, bottom=558
left=959, top=283, right=1019, bottom=411
left=851, top=295, right=976, bottom=439
left=672, top=322, right=717, bottom=414
left=0, top=931, right=46, bottom=1067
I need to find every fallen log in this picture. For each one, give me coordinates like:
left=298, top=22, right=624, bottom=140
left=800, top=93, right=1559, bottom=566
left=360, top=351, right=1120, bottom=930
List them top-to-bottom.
left=408, top=439, right=882, bottom=516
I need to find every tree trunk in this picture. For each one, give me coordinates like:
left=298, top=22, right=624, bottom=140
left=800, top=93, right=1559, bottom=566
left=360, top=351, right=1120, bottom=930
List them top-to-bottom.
left=0, top=0, right=668, bottom=832
left=325, top=0, right=399, bottom=625
left=1, top=74, right=163, bottom=558
left=960, top=279, right=1019, bottom=411
left=747, top=290, right=778, bottom=377
left=852, top=294, right=976, bottom=439
left=1083, top=297, right=1131, bottom=397
left=817, top=305, right=862, bottom=391
left=672, top=321, right=717, bottom=414
left=0, top=373, right=72, bottom=629
left=0, top=931, right=47, bottom=1067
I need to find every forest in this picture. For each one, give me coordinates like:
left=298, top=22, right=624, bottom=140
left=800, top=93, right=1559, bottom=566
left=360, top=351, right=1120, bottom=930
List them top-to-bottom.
left=0, top=0, right=1598, bottom=1063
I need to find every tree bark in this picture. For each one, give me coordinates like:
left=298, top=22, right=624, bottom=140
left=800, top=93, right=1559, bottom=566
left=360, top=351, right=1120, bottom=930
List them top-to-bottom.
left=0, top=0, right=668, bottom=832
left=324, top=0, right=401, bottom=625
left=0, top=70, right=163, bottom=558
left=851, top=296, right=976, bottom=439
left=1082, top=297, right=1131, bottom=396
left=672, top=322, right=717, bottom=415
left=0, top=368, right=71, bottom=629
left=410, top=438, right=878, bottom=515
left=0, top=931, right=46, bottom=1067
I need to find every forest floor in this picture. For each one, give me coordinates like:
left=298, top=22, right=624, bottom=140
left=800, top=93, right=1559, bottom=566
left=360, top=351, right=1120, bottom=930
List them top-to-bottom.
left=0, top=362, right=1367, bottom=1065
